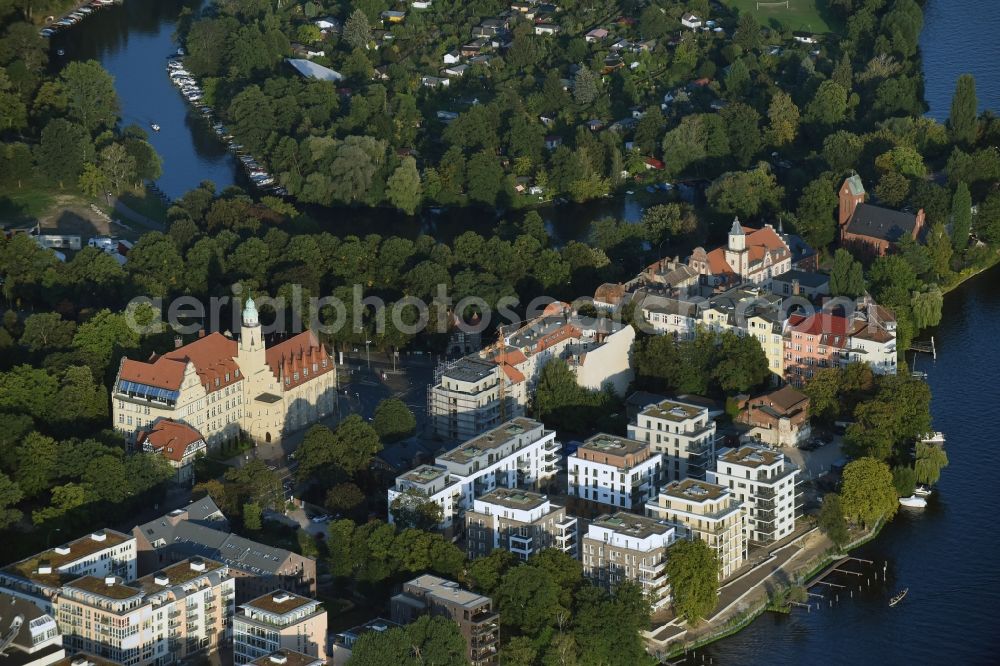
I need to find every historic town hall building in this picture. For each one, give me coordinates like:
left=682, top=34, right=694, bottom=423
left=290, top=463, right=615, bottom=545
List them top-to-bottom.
left=113, top=297, right=336, bottom=449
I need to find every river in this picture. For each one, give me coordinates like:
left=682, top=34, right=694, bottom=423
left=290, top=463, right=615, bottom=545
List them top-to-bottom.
left=49, top=0, right=1000, bottom=662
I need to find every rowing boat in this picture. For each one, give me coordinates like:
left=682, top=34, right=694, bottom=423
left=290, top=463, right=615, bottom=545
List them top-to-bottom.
left=889, top=588, right=908, bottom=607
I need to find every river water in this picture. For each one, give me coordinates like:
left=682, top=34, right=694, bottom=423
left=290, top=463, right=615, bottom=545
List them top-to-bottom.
left=49, top=0, right=1000, bottom=662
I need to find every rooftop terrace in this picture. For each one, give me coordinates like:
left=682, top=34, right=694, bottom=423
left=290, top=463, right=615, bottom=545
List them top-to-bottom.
left=641, top=399, right=704, bottom=422
left=438, top=417, right=542, bottom=465
left=579, top=433, right=647, bottom=457
left=720, top=445, right=781, bottom=468
left=400, top=464, right=449, bottom=486
left=662, top=478, right=728, bottom=503
left=476, top=488, right=549, bottom=511
left=591, top=512, right=674, bottom=540
left=2, top=530, right=132, bottom=588
left=135, top=558, right=224, bottom=593
left=63, top=576, right=142, bottom=601
left=243, top=590, right=318, bottom=616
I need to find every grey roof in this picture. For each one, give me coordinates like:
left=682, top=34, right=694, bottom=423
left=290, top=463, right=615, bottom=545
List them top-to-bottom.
left=285, top=58, right=344, bottom=82
left=845, top=174, right=865, bottom=196
left=846, top=203, right=919, bottom=243
left=729, top=217, right=744, bottom=235
left=771, top=269, right=829, bottom=289
left=440, top=356, right=497, bottom=383
left=185, top=496, right=227, bottom=523
left=136, top=509, right=305, bottom=577
left=0, top=593, right=59, bottom=656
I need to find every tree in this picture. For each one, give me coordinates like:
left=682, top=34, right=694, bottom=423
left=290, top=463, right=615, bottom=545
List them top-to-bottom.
left=733, top=12, right=761, bottom=51
left=724, top=58, right=750, bottom=99
left=60, top=60, right=119, bottom=133
left=572, top=65, right=600, bottom=107
left=948, top=73, right=978, bottom=146
left=804, top=80, right=849, bottom=127
left=228, top=86, right=276, bottom=155
left=766, top=91, right=800, bottom=147
left=721, top=103, right=762, bottom=168
left=36, top=118, right=92, bottom=188
left=99, top=143, right=137, bottom=195
left=466, top=150, right=503, bottom=206
left=387, top=157, right=421, bottom=215
left=78, top=163, right=109, bottom=198
left=705, top=163, right=784, bottom=219
left=874, top=170, right=909, bottom=207
left=795, top=176, right=839, bottom=251
left=951, top=182, right=972, bottom=251
left=641, top=203, right=697, bottom=245
left=829, top=249, right=866, bottom=298
left=911, top=287, right=943, bottom=329
left=71, top=309, right=140, bottom=375
left=19, top=313, right=76, bottom=353
left=713, top=330, right=769, bottom=394
left=803, top=368, right=842, bottom=424
left=372, top=398, right=416, bottom=442
left=14, top=432, right=58, bottom=498
left=914, top=442, right=949, bottom=485
left=840, top=457, right=898, bottom=528
left=892, top=466, right=917, bottom=497
left=0, top=473, right=23, bottom=530
left=325, top=482, right=365, bottom=517
left=389, top=488, right=444, bottom=530
left=818, top=492, right=849, bottom=548
left=243, top=502, right=262, bottom=531
left=666, top=538, right=718, bottom=624
left=469, top=549, right=517, bottom=595
left=496, top=565, right=563, bottom=636
left=351, top=615, right=467, bottom=666
left=500, top=637, right=538, bottom=666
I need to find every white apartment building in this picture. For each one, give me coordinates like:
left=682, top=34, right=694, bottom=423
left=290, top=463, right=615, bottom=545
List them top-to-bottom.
left=633, top=292, right=702, bottom=340
left=113, top=297, right=337, bottom=450
left=427, top=303, right=634, bottom=441
left=427, top=357, right=525, bottom=442
left=629, top=399, right=716, bottom=483
left=389, top=418, right=561, bottom=534
left=567, top=433, right=662, bottom=510
left=709, top=445, right=800, bottom=546
left=646, top=479, right=745, bottom=579
left=465, top=489, right=577, bottom=560
left=581, top=513, right=677, bottom=609
left=0, top=530, right=137, bottom=613
left=54, top=558, right=235, bottom=666
left=234, top=592, right=327, bottom=665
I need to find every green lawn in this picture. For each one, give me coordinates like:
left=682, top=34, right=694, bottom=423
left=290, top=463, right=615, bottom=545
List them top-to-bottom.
left=724, top=0, right=840, bottom=35
left=0, top=185, right=56, bottom=227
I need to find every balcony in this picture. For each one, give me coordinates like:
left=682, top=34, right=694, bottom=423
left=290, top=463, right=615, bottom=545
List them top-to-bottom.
left=639, top=560, right=667, bottom=575
left=471, top=612, right=499, bottom=632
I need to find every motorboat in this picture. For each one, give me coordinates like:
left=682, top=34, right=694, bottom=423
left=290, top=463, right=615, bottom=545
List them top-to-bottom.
left=56, top=48, right=65, bottom=56
left=150, top=123, right=160, bottom=132
left=919, top=432, right=946, bottom=445
left=914, top=485, right=933, bottom=498
left=899, top=495, right=927, bottom=508
left=889, top=588, right=908, bottom=607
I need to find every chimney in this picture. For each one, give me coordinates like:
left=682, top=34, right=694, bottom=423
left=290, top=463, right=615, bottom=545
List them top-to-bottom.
left=792, top=279, right=800, bottom=296
left=198, top=329, right=206, bottom=339
left=174, top=335, right=183, bottom=349
left=90, top=530, right=107, bottom=542
left=189, top=558, right=206, bottom=572
left=37, top=560, right=52, bottom=575
left=153, top=572, right=170, bottom=586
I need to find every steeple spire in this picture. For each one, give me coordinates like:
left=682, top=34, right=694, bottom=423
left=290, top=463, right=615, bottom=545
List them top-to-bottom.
left=730, top=217, right=744, bottom=236
left=243, top=293, right=259, bottom=328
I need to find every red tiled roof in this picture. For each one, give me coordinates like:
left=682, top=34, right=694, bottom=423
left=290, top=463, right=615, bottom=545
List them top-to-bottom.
left=705, top=248, right=738, bottom=277
left=594, top=283, right=626, bottom=304
left=789, top=313, right=850, bottom=336
left=535, top=324, right=582, bottom=353
left=265, top=330, right=333, bottom=389
left=164, top=332, right=240, bottom=394
left=493, top=349, right=527, bottom=366
left=119, top=357, right=186, bottom=390
left=499, top=363, right=526, bottom=383
left=138, top=420, right=204, bottom=462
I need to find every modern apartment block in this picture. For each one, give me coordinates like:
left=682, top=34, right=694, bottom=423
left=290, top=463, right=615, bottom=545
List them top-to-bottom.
left=427, top=303, right=634, bottom=441
left=427, top=357, right=525, bottom=441
left=628, top=399, right=716, bottom=482
left=388, top=418, right=561, bottom=534
left=567, top=433, right=662, bottom=510
left=709, top=445, right=801, bottom=546
left=646, top=479, right=746, bottom=579
left=465, top=489, right=577, bottom=560
left=133, top=499, right=316, bottom=603
left=581, top=513, right=677, bottom=609
left=0, top=530, right=136, bottom=613
left=54, top=557, right=235, bottom=666
left=391, top=575, right=498, bottom=666
left=233, top=591, right=327, bottom=665
left=0, top=592, right=65, bottom=666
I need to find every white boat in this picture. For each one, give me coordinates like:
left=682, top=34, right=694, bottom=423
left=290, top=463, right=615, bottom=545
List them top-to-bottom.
left=150, top=123, right=160, bottom=132
left=920, top=432, right=946, bottom=445
left=914, top=485, right=933, bottom=497
left=899, top=495, right=927, bottom=508
left=889, top=588, right=908, bottom=607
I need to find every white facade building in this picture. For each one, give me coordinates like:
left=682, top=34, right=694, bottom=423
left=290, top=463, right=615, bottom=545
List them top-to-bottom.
left=628, top=399, right=716, bottom=482
left=389, top=418, right=560, bottom=534
left=567, top=433, right=662, bottom=510
left=709, top=445, right=800, bottom=546
left=465, top=489, right=577, bottom=560
left=581, top=513, right=676, bottom=608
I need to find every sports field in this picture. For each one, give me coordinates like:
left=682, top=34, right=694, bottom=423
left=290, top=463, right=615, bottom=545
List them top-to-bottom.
left=724, top=0, right=840, bottom=34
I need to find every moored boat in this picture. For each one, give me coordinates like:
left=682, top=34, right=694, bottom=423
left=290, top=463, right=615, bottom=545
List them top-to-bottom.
left=914, top=485, right=933, bottom=497
left=899, top=495, right=927, bottom=508
left=889, top=588, right=908, bottom=607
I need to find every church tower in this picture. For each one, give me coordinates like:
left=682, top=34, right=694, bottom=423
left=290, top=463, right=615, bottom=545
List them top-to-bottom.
left=725, top=217, right=747, bottom=277
left=238, top=295, right=266, bottom=373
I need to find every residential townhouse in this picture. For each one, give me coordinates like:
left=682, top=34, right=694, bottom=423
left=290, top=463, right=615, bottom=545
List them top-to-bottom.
left=688, top=219, right=792, bottom=289
left=782, top=313, right=852, bottom=386
left=736, top=386, right=811, bottom=447
left=628, top=399, right=716, bottom=483
left=388, top=418, right=561, bottom=535
left=136, top=419, right=206, bottom=484
left=567, top=434, right=662, bottom=510
left=709, top=445, right=801, bottom=546
left=646, top=479, right=745, bottom=579
left=465, top=489, right=577, bottom=560
left=581, top=513, right=677, bottom=609
left=0, top=530, right=137, bottom=614
left=54, top=557, right=235, bottom=666
left=391, top=575, right=498, bottom=666
left=233, top=591, right=327, bottom=665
